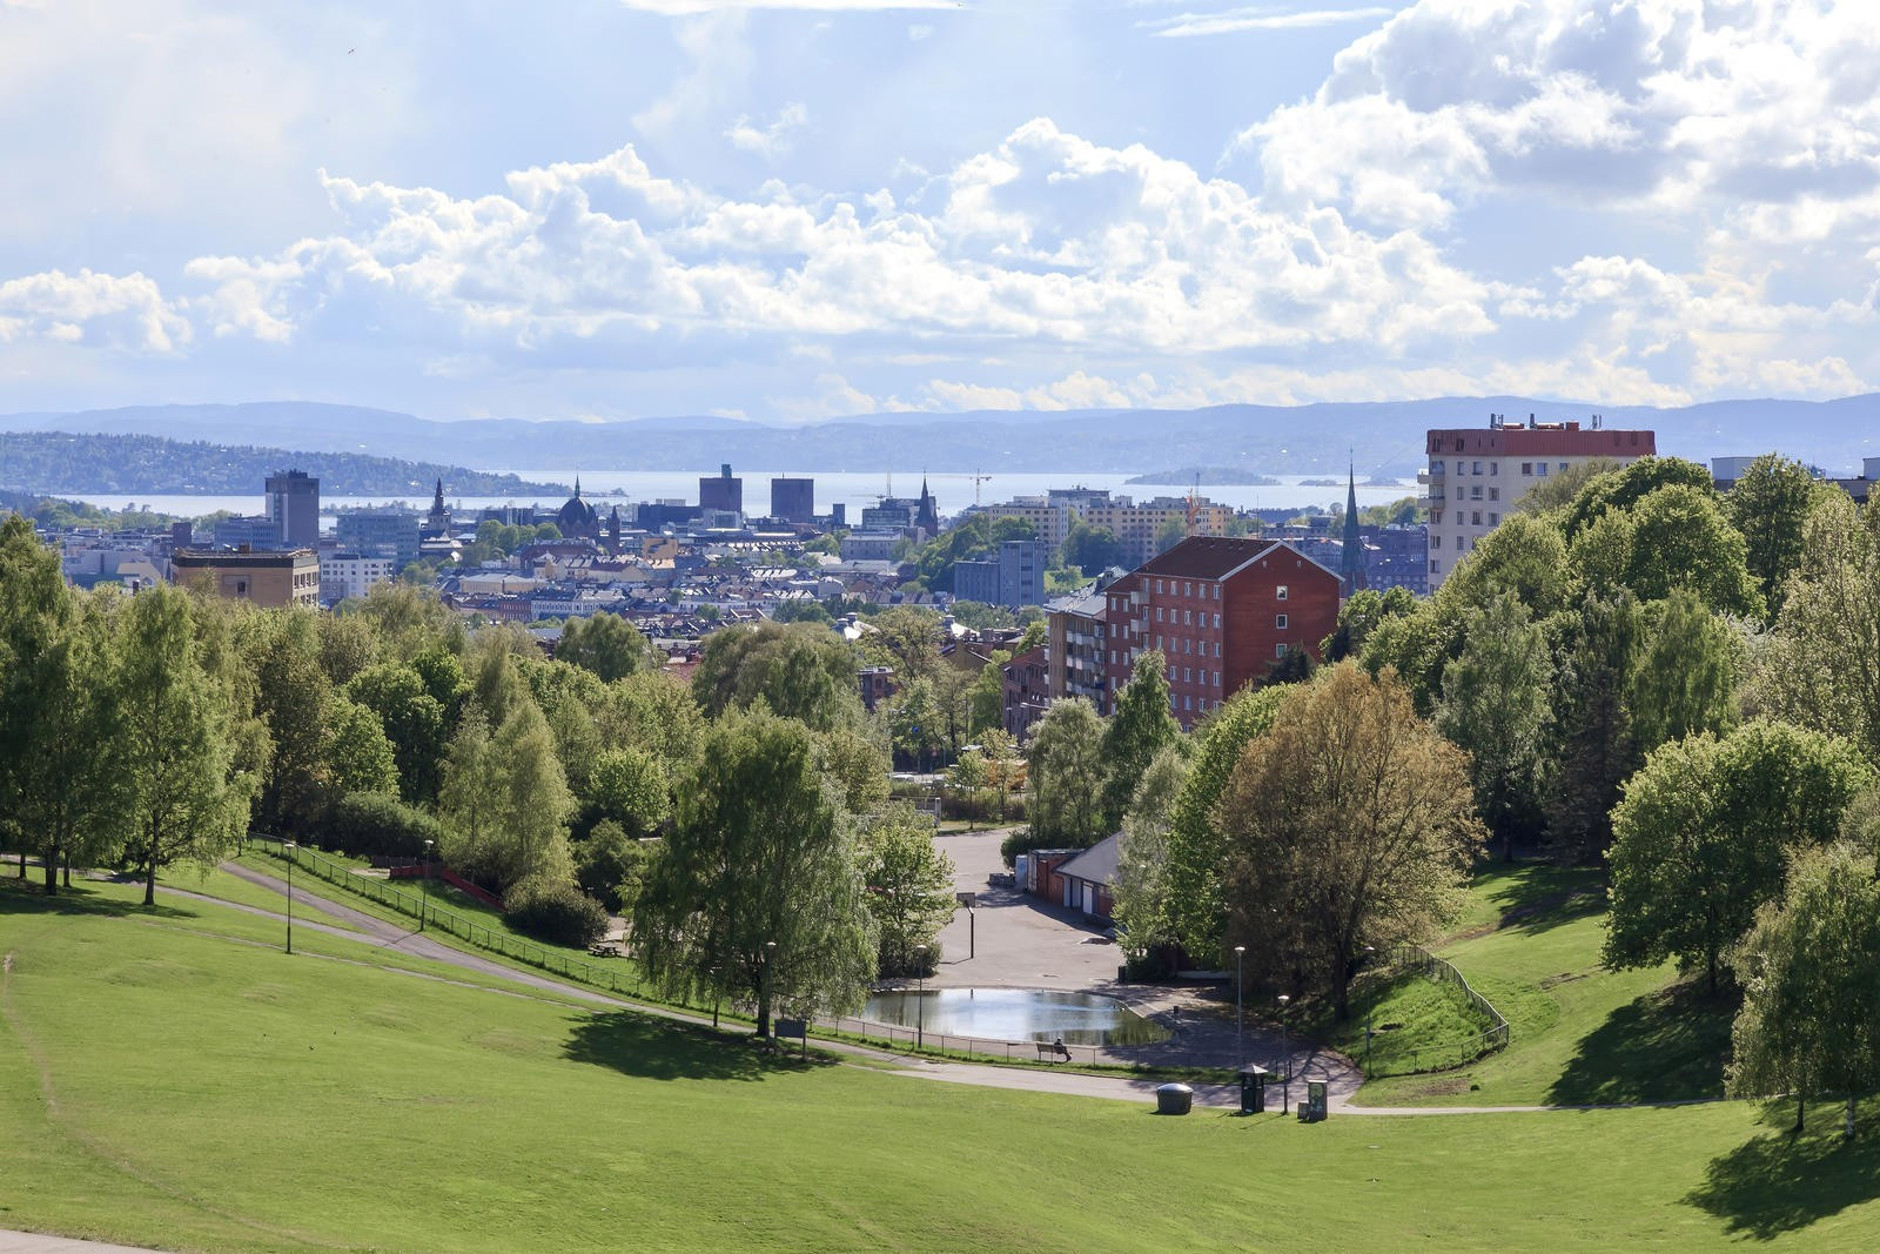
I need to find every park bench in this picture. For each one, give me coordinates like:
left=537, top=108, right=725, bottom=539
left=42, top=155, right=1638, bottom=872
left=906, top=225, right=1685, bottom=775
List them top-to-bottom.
left=1036, top=1040, right=1072, bottom=1063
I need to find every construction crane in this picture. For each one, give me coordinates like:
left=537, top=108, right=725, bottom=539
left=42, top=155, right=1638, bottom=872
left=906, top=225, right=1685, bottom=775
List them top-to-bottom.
left=924, top=470, right=994, bottom=506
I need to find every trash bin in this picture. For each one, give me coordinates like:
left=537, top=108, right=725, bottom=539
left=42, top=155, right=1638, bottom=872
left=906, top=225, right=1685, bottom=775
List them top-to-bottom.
left=1238, top=1066, right=1269, bottom=1114
left=1298, top=1080, right=1328, bottom=1123
left=1155, top=1083, right=1193, bottom=1115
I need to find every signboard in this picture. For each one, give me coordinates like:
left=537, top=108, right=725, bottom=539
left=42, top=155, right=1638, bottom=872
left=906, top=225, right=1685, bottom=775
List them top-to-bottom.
left=955, top=891, right=976, bottom=909
left=774, top=1018, right=807, bottom=1040
left=1305, top=1080, right=1329, bottom=1123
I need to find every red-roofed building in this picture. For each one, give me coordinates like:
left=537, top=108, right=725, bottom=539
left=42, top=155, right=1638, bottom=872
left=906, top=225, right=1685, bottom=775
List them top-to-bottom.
left=1103, top=537, right=1339, bottom=729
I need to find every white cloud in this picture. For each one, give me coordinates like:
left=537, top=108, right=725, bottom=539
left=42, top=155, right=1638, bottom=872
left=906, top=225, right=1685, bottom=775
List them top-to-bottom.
left=620, top=0, right=957, bottom=12
left=1143, top=6, right=1397, bottom=39
left=907, top=23, right=933, bottom=40
left=725, top=102, right=811, bottom=157
left=0, top=268, right=190, bottom=353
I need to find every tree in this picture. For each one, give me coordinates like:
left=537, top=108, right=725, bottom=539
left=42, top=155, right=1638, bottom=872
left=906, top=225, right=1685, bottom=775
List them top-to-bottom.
left=1726, top=454, right=1830, bottom=620
left=1562, top=456, right=1716, bottom=539
left=1517, top=457, right=1619, bottom=515
left=1622, top=485, right=1762, bottom=617
left=1153, top=516, right=1188, bottom=555
left=1061, top=522, right=1125, bottom=574
left=0, top=524, right=129, bottom=893
left=116, top=584, right=255, bottom=905
left=1322, top=586, right=1415, bottom=663
left=1626, top=590, right=1740, bottom=758
left=1545, top=592, right=1644, bottom=864
left=1436, top=594, right=1552, bottom=859
left=858, top=606, right=946, bottom=684
left=241, top=608, right=336, bottom=835
left=555, top=613, right=654, bottom=682
left=691, top=621, right=863, bottom=731
left=966, top=649, right=1010, bottom=735
left=1099, top=650, right=1181, bottom=829
left=348, top=662, right=450, bottom=805
left=1216, top=664, right=1485, bottom=1019
left=886, top=675, right=945, bottom=771
left=1160, top=684, right=1287, bottom=957
left=328, top=697, right=399, bottom=797
left=1024, top=698, right=1109, bottom=847
left=437, top=701, right=576, bottom=893
left=631, top=709, right=876, bottom=1037
left=1605, top=722, right=1871, bottom=994
left=817, top=724, right=892, bottom=814
left=978, top=727, right=1020, bottom=822
left=1111, top=744, right=1191, bottom=957
left=583, top=746, right=670, bottom=838
left=949, top=749, right=989, bottom=827
left=859, top=803, right=957, bottom=976
left=575, top=818, right=651, bottom=914
left=1729, top=843, right=1880, bottom=1139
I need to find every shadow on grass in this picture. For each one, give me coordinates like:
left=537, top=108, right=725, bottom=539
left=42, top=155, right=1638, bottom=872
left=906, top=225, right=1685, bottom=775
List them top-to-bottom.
left=1476, top=862, right=1608, bottom=936
left=0, top=876, right=195, bottom=921
left=1547, top=979, right=1733, bottom=1106
left=564, top=1010, right=828, bottom=1083
left=1685, top=1104, right=1880, bottom=1240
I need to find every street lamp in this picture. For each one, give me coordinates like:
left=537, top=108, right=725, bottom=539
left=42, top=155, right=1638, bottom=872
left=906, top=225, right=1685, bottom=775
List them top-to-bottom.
left=420, top=838, right=434, bottom=933
left=283, top=840, right=298, bottom=955
left=764, top=940, right=777, bottom=1041
left=915, top=943, right=930, bottom=1051
left=1234, top=946, right=1246, bottom=1071
left=1277, top=993, right=1291, bottom=1115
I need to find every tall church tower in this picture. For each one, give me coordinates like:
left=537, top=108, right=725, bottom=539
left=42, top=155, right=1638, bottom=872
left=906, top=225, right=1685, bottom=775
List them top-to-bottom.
left=1339, top=462, right=1367, bottom=597
left=425, top=478, right=452, bottom=536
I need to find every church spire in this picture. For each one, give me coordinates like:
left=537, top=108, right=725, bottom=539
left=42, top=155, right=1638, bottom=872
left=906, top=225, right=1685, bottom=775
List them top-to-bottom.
left=1340, top=456, right=1367, bottom=598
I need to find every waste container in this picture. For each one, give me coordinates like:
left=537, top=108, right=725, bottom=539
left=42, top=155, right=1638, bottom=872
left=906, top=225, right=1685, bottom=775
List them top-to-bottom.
left=1238, top=1066, right=1269, bottom=1114
left=1297, top=1080, right=1329, bottom=1123
left=1155, top=1083, right=1193, bottom=1116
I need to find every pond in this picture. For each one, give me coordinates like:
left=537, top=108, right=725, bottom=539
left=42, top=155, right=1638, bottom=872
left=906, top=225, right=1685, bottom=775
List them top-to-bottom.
left=860, top=987, right=1170, bottom=1048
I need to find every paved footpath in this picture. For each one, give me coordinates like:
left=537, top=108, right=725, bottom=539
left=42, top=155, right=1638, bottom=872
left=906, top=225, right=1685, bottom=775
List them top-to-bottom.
left=0, top=1231, right=163, bottom=1253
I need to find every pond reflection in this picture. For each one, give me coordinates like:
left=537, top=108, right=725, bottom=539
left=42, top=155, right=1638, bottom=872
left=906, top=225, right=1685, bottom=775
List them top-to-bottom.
left=861, top=987, right=1169, bottom=1047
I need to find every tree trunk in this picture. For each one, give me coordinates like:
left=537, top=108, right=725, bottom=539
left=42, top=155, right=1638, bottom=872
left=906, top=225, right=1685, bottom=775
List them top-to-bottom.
left=1503, top=829, right=1515, bottom=863
left=43, top=849, right=58, bottom=897
left=14, top=850, right=22, bottom=879
left=61, top=850, right=69, bottom=888
left=144, top=859, right=157, bottom=907
left=1706, top=951, right=1718, bottom=997
left=1333, top=965, right=1351, bottom=1022
left=756, top=987, right=772, bottom=1040
left=1847, top=1092, right=1857, bottom=1142
left=1794, top=1093, right=1806, bottom=1134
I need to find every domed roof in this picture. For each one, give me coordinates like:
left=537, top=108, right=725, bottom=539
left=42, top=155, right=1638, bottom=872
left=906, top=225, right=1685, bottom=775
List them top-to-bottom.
left=558, top=477, right=598, bottom=531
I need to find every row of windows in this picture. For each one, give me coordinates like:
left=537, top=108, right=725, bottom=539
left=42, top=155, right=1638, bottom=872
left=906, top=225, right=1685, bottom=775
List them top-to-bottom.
left=1521, top=462, right=1572, bottom=476
left=1438, top=484, right=1500, bottom=501
left=1151, top=577, right=1221, bottom=599
left=1154, top=606, right=1224, bottom=628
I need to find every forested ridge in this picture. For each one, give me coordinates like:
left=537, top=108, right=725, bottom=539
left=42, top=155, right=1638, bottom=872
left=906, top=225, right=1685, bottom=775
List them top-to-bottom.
left=0, top=431, right=564, bottom=496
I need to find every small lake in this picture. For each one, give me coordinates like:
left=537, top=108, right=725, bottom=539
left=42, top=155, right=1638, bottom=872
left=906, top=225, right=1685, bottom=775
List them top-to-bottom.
left=861, top=987, right=1169, bottom=1048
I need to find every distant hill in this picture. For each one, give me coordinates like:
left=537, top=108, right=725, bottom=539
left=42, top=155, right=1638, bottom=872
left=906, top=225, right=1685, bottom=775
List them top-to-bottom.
left=2, top=395, right=1876, bottom=480
left=0, top=431, right=567, bottom=497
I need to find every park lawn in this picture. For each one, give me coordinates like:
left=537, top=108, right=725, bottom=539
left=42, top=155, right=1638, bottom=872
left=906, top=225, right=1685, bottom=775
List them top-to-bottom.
left=1355, top=864, right=1732, bottom=1108
left=5, top=891, right=1880, bottom=1250
left=1329, top=973, right=1491, bottom=1076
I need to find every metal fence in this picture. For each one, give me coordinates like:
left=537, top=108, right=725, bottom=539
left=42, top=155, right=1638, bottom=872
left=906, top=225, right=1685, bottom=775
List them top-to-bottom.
left=246, top=835, right=655, bottom=1002
left=1359, top=943, right=1512, bottom=1078
left=827, top=1016, right=1110, bottom=1067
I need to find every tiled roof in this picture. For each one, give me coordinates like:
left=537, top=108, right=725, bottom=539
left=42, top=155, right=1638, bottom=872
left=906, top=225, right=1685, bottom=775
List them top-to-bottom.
left=1131, top=536, right=1278, bottom=580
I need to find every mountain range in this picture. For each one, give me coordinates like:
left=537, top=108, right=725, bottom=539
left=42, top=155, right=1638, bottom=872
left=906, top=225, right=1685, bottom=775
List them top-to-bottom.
left=2, top=396, right=1876, bottom=484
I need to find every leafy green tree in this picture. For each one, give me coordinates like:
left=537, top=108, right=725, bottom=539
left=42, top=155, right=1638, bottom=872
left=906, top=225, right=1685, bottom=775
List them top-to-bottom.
left=1726, top=454, right=1830, bottom=620
left=1562, top=456, right=1716, bottom=539
left=1516, top=457, right=1620, bottom=515
left=1623, top=485, right=1762, bottom=617
left=1744, top=494, right=1880, bottom=766
left=1441, top=512, right=1574, bottom=620
left=907, top=515, right=1036, bottom=593
left=1154, top=516, right=1188, bottom=555
left=1061, top=522, right=1126, bottom=573
left=0, top=525, right=130, bottom=893
left=352, top=581, right=464, bottom=659
left=116, top=583, right=255, bottom=905
left=1322, top=586, right=1415, bottom=662
left=1626, top=590, right=1741, bottom=758
left=1544, top=592, right=1645, bottom=864
left=1436, top=593, right=1552, bottom=858
left=858, top=606, right=946, bottom=683
left=241, top=608, right=335, bottom=835
left=315, top=611, right=381, bottom=687
left=556, top=613, right=654, bottom=682
left=691, top=621, right=863, bottom=731
left=966, top=649, right=1010, bottom=735
left=1099, top=650, right=1181, bottom=829
left=348, top=662, right=449, bottom=805
left=1217, top=664, right=1485, bottom=1019
left=603, top=669, right=705, bottom=769
left=886, top=675, right=945, bottom=771
left=1160, top=685, right=1287, bottom=957
left=328, top=697, right=399, bottom=797
left=1024, top=698, right=1109, bottom=847
left=437, top=702, right=576, bottom=893
left=632, top=709, right=876, bottom=1037
left=1606, top=722, right=1871, bottom=993
left=816, top=724, right=892, bottom=815
left=978, top=727, right=1020, bottom=822
left=1112, top=744, right=1191, bottom=956
left=583, top=745, right=670, bottom=838
left=859, top=803, right=957, bottom=976
left=575, top=818, right=651, bottom=914
left=1729, top=842, right=1880, bottom=1139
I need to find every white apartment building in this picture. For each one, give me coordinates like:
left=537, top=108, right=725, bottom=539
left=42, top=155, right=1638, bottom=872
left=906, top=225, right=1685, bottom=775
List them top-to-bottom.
left=1422, top=416, right=1657, bottom=588
left=320, top=552, right=399, bottom=604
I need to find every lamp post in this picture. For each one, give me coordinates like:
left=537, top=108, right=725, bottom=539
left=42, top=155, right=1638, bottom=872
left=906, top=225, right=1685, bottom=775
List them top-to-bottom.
left=420, top=838, right=434, bottom=932
left=283, top=840, right=298, bottom=955
left=764, top=940, right=777, bottom=1041
left=915, top=943, right=929, bottom=1051
left=1234, top=945, right=1246, bottom=1072
left=1277, top=993, right=1291, bottom=1114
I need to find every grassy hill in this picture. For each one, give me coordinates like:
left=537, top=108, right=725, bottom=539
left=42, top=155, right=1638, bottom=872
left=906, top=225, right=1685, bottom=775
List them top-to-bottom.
left=5, top=876, right=1880, bottom=1250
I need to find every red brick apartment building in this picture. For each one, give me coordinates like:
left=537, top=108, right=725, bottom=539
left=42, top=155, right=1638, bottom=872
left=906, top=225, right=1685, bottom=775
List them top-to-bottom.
left=1104, top=537, right=1339, bottom=729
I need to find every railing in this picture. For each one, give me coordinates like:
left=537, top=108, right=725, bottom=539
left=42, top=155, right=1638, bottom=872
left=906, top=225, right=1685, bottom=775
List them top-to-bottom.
left=246, top=835, right=654, bottom=1002
left=1361, top=943, right=1511, bottom=1077
left=827, top=1017, right=1109, bottom=1067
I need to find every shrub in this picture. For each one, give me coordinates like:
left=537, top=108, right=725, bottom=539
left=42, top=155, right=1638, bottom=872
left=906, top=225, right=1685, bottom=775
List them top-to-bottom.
left=319, top=791, right=445, bottom=860
left=574, top=819, right=652, bottom=914
left=504, top=878, right=610, bottom=949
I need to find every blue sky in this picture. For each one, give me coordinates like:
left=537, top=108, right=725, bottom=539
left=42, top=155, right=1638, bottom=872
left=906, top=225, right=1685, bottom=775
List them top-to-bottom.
left=3, top=0, right=1877, bottom=424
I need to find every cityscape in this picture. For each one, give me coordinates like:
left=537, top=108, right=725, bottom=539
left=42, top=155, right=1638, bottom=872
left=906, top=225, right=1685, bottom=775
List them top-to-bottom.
left=5, top=2, right=1880, bottom=1252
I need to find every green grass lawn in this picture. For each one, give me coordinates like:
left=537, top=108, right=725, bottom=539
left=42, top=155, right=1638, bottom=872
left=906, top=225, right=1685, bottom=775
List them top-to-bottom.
left=1354, top=863, right=1734, bottom=1108
left=5, top=883, right=1880, bottom=1250
left=1329, top=972, right=1492, bottom=1076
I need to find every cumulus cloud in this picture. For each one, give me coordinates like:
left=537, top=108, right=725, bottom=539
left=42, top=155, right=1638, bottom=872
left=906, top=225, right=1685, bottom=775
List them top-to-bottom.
left=619, top=0, right=957, bottom=12
left=1142, top=6, right=1398, bottom=39
left=725, top=102, right=810, bottom=157
left=0, top=268, right=190, bottom=353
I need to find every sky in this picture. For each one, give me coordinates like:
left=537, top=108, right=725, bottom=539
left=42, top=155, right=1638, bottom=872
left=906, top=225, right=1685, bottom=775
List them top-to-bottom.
left=2, top=0, right=1879, bottom=425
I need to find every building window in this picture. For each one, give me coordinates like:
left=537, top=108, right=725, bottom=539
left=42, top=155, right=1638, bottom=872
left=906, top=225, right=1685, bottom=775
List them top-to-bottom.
left=1431, top=459, right=1444, bottom=474
left=1472, top=460, right=1482, bottom=474
left=1489, top=462, right=1499, bottom=475
left=1521, top=462, right=1532, bottom=476
left=1537, top=462, right=1549, bottom=476
left=1471, top=485, right=1482, bottom=499
left=1489, top=487, right=1500, bottom=501
left=1472, top=512, right=1482, bottom=526
left=1489, top=513, right=1500, bottom=526
left=1456, top=536, right=1465, bottom=549
left=1431, top=559, right=1441, bottom=574
left=1155, top=578, right=1164, bottom=593
left=1184, top=581, right=1193, bottom=597
left=1276, top=585, right=1289, bottom=600
left=1155, top=606, right=1164, bottom=622
left=1183, top=610, right=1192, bottom=626
left=1213, top=613, right=1221, bottom=628
left=1276, top=613, right=1288, bottom=629
left=1214, top=641, right=1221, bottom=658
left=1275, top=643, right=1289, bottom=660
left=1184, top=667, right=1192, bottom=682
